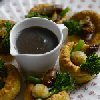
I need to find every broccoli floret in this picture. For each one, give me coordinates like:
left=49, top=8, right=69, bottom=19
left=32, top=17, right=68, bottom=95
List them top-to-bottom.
left=60, top=7, right=70, bottom=17
left=25, top=12, right=41, bottom=18
left=63, top=20, right=83, bottom=36
left=72, top=40, right=85, bottom=52
left=80, top=53, right=100, bottom=75
left=49, top=72, right=75, bottom=94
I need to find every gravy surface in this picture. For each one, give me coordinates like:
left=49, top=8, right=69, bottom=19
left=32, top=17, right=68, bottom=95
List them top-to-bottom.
left=16, top=26, right=58, bottom=54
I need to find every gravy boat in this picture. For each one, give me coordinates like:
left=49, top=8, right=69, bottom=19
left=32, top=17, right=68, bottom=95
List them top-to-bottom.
left=10, top=17, right=68, bottom=74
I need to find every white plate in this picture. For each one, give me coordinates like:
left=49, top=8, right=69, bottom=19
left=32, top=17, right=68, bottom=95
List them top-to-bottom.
left=0, top=0, right=100, bottom=100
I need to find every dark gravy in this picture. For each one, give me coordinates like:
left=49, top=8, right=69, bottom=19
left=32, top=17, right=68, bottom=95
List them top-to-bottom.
left=16, top=26, right=59, bottom=54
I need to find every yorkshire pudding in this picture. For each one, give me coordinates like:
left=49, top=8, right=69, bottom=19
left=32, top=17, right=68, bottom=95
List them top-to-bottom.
left=26, top=4, right=69, bottom=24
left=68, top=10, right=100, bottom=44
left=71, top=10, right=100, bottom=32
left=59, top=42, right=94, bottom=84
left=0, top=64, right=20, bottom=100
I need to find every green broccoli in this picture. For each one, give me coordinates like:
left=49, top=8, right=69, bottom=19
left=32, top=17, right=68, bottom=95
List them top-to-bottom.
left=60, top=7, right=70, bottom=17
left=25, top=12, right=50, bottom=19
left=25, top=12, right=41, bottom=18
left=63, top=19, right=83, bottom=36
left=1, top=21, right=14, bottom=53
left=72, top=40, right=85, bottom=52
left=80, top=53, right=100, bottom=75
left=49, top=72, right=75, bottom=94
left=26, top=75, right=42, bottom=84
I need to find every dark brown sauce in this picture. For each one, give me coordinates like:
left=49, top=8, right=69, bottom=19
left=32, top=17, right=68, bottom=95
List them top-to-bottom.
left=16, top=26, right=59, bottom=54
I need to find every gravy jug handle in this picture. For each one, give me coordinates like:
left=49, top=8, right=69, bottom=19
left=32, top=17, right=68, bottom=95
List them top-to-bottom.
left=57, top=24, right=68, bottom=44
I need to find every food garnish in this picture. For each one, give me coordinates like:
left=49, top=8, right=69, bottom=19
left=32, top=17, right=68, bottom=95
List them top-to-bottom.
left=26, top=4, right=70, bottom=23
left=60, top=7, right=70, bottom=17
left=65, top=10, right=100, bottom=44
left=71, top=10, right=100, bottom=33
left=25, top=12, right=50, bottom=19
left=64, top=16, right=97, bottom=43
left=80, top=16, right=95, bottom=41
left=63, top=19, right=83, bottom=36
left=0, top=21, right=15, bottom=53
left=60, top=40, right=100, bottom=84
left=71, top=40, right=87, bottom=65
left=71, top=40, right=100, bottom=75
left=72, top=40, right=85, bottom=52
left=80, top=53, right=100, bottom=75
left=26, top=71, right=75, bottom=96
left=49, top=72, right=75, bottom=94
left=26, top=75, right=42, bottom=84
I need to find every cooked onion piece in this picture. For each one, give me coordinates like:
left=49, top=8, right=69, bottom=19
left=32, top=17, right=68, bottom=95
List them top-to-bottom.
left=26, top=4, right=71, bottom=24
left=64, top=10, right=100, bottom=44
left=0, top=20, right=15, bottom=53
left=59, top=42, right=95, bottom=84
left=0, top=64, right=20, bottom=100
